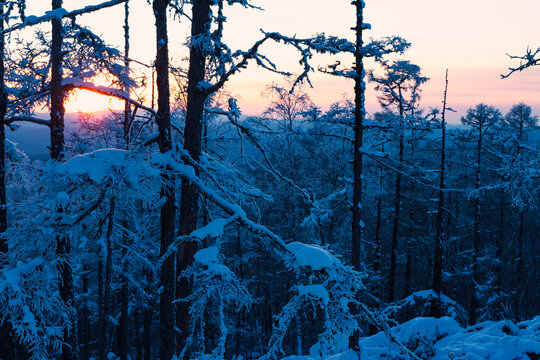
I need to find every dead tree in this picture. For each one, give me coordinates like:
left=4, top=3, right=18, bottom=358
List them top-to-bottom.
left=431, top=69, right=449, bottom=317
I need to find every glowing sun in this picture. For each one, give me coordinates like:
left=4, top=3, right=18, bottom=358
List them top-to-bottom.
left=65, top=89, right=125, bottom=114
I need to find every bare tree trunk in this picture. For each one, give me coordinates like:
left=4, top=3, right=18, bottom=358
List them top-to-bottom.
left=0, top=0, right=6, bottom=257
left=50, top=0, right=65, bottom=161
left=122, top=0, right=131, bottom=146
left=176, top=0, right=211, bottom=357
left=348, top=0, right=366, bottom=350
left=351, top=0, right=365, bottom=273
left=50, top=1, right=75, bottom=357
left=153, top=1, right=177, bottom=360
left=0, top=3, right=15, bottom=358
left=117, top=4, right=130, bottom=359
left=431, top=69, right=448, bottom=317
left=388, top=97, right=405, bottom=303
left=514, top=118, right=525, bottom=321
left=469, top=123, right=483, bottom=324
left=493, top=190, right=504, bottom=319
left=368, top=194, right=383, bottom=336
left=374, top=197, right=382, bottom=275
left=99, top=200, right=115, bottom=360
left=515, top=209, right=525, bottom=320
left=405, top=210, right=413, bottom=297
left=234, top=226, right=244, bottom=357
left=98, top=255, right=104, bottom=356
left=117, top=257, right=128, bottom=360
left=80, top=262, right=91, bottom=360
left=143, top=269, right=153, bottom=360
left=135, top=310, right=143, bottom=360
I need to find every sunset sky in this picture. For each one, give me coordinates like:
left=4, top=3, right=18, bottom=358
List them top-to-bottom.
left=22, top=0, right=540, bottom=123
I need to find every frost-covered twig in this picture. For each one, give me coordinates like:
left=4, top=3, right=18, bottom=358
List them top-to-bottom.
left=502, top=46, right=540, bottom=78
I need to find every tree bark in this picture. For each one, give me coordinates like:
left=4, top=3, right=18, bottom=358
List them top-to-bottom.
left=50, top=0, right=65, bottom=161
left=123, top=0, right=131, bottom=146
left=176, top=0, right=211, bottom=357
left=348, top=0, right=366, bottom=351
left=351, top=0, right=365, bottom=273
left=50, top=1, right=75, bottom=357
left=153, top=1, right=177, bottom=360
left=0, top=2, right=15, bottom=358
left=117, top=4, right=131, bottom=359
left=388, top=93, right=405, bottom=303
left=514, top=117, right=525, bottom=320
left=374, top=197, right=382, bottom=275
left=99, top=200, right=115, bottom=360
left=405, top=210, right=413, bottom=297
left=80, top=262, right=90, bottom=360
left=143, top=269, right=153, bottom=360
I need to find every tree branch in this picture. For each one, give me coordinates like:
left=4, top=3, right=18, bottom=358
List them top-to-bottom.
left=2, top=0, right=129, bottom=35
left=63, top=78, right=156, bottom=116
left=5, top=115, right=51, bottom=127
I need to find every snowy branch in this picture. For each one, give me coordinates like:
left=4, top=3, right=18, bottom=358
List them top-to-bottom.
left=2, top=0, right=129, bottom=35
left=205, top=31, right=350, bottom=95
left=502, top=46, right=540, bottom=78
left=62, top=78, right=155, bottom=116
left=4, top=115, right=51, bottom=127
left=152, top=152, right=290, bottom=255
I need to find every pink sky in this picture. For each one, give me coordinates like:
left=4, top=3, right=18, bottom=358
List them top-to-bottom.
left=24, top=0, right=540, bottom=123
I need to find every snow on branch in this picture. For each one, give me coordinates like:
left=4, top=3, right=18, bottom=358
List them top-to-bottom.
left=2, top=0, right=128, bottom=35
left=205, top=31, right=352, bottom=95
left=319, top=36, right=410, bottom=79
left=362, top=36, right=411, bottom=60
left=62, top=78, right=156, bottom=116
left=5, top=115, right=51, bottom=127
left=48, top=148, right=159, bottom=187
left=152, top=151, right=290, bottom=255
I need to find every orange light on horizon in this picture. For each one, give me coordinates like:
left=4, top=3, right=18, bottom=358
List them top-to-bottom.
left=65, top=88, right=126, bottom=114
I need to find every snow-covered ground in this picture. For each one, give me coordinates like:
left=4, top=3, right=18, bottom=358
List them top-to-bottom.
left=282, top=316, right=540, bottom=360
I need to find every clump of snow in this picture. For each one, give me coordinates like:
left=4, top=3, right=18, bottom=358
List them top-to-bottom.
left=45, top=8, right=68, bottom=19
left=24, top=15, right=38, bottom=23
left=197, top=80, right=213, bottom=91
left=5, top=140, right=29, bottom=163
left=50, top=149, right=159, bottom=185
left=54, top=149, right=130, bottom=182
left=151, top=152, right=196, bottom=178
left=54, top=191, right=70, bottom=210
left=190, top=218, right=229, bottom=240
left=286, top=242, right=334, bottom=270
left=194, top=246, right=219, bottom=266
left=192, top=247, right=236, bottom=282
left=0, top=258, right=44, bottom=294
left=297, top=284, right=329, bottom=305
left=385, top=289, right=467, bottom=325
left=518, top=316, right=540, bottom=333
left=357, top=317, right=461, bottom=359
left=393, top=317, right=462, bottom=344
left=433, top=320, right=540, bottom=360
